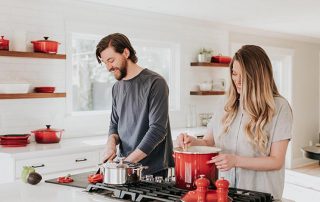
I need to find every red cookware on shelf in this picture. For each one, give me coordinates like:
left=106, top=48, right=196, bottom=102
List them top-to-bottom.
left=0, top=36, right=9, bottom=51
left=31, top=37, right=60, bottom=54
left=211, top=55, right=232, bottom=64
left=34, top=86, right=55, bottom=93
left=31, top=125, right=64, bottom=143
left=0, top=134, right=30, bottom=147
left=173, top=146, right=221, bottom=190
left=181, top=175, right=230, bottom=202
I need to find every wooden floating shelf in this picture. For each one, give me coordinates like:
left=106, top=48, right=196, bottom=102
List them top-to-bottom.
left=0, top=50, right=66, bottom=59
left=190, top=62, right=229, bottom=67
left=190, top=91, right=225, bottom=95
left=0, top=93, right=66, bottom=99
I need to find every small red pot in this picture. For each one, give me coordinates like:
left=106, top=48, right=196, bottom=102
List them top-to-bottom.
left=0, top=36, right=9, bottom=50
left=31, top=37, right=60, bottom=53
left=211, top=56, right=231, bottom=64
left=31, top=125, right=64, bottom=144
left=173, top=146, right=221, bottom=190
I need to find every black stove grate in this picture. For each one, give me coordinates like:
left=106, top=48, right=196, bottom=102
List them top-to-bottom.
left=86, top=181, right=272, bottom=202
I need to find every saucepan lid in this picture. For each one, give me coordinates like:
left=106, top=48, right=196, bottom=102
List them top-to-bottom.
left=103, top=158, right=142, bottom=168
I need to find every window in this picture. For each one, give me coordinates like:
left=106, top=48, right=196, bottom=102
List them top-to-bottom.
left=71, top=34, right=180, bottom=113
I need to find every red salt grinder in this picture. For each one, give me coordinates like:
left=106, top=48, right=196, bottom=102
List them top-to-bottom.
left=194, top=174, right=210, bottom=202
left=215, top=177, right=229, bottom=202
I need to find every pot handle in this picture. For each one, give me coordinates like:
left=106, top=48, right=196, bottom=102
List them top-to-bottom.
left=44, top=37, right=49, bottom=40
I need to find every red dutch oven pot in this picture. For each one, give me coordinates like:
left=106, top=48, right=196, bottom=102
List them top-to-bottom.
left=0, top=36, right=9, bottom=50
left=31, top=37, right=60, bottom=53
left=211, top=55, right=232, bottom=64
left=31, top=125, right=64, bottom=144
left=173, top=146, right=221, bottom=190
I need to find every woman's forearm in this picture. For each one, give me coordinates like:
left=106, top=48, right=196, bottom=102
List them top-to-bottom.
left=235, top=140, right=289, bottom=171
left=236, top=155, right=284, bottom=171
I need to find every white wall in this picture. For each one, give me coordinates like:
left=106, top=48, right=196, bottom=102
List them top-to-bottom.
left=0, top=0, right=319, bottom=168
left=0, top=0, right=228, bottom=137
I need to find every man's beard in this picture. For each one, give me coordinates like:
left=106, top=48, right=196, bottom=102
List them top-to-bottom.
left=114, top=60, right=127, bottom=80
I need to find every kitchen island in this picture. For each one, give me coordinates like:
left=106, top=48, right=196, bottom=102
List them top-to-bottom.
left=0, top=177, right=296, bottom=202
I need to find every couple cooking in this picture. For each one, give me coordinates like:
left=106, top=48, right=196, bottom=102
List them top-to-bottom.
left=95, top=33, right=292, bottom=201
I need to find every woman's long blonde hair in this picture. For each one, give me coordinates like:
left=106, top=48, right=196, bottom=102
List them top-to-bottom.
left=222, top=45, right=280, bottom=154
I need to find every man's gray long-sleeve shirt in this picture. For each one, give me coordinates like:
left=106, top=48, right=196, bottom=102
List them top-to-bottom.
left=109, top=68, right=174, bottom=174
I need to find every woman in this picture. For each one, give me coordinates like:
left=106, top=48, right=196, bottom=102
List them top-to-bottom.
left=177, top=45, right=292, bottom=201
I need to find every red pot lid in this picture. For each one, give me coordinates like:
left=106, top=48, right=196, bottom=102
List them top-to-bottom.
left=0, top=36, right=9, bottom=42
left=32, top=37, right=59, bottom=44
left=32, top=125, right=64, bottom=133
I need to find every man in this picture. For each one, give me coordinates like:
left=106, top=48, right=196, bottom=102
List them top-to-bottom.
left=95, top=33, right=174, bottom=177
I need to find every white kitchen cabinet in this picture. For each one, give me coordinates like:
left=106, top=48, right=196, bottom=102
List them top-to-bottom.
left=0, top=135, right=107, bottom=183
left=15, top=151, right=99, bottom=178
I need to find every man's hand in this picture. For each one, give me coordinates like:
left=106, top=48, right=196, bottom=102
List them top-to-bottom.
left=102, top=134, right=119, bottom=163
left=103, top=144, right=117, bottom=163
left=124, top=149, right=147, bottom=163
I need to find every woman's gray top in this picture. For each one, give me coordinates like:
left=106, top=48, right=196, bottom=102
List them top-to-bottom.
left=208, top=96, right=293, bottom=200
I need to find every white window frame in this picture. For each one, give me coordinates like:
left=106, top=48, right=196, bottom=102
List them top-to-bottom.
left=66, top=33, right=180, bottom=117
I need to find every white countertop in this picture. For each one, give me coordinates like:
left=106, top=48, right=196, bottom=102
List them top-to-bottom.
left=0, top=127, right=207, bottom=159
left=0, top=135, right=108, bottom=159
left=0, top=180, right=122, bottom=202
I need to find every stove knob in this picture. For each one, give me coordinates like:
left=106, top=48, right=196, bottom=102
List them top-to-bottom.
left=145, top=175, right=154, bottom=182
left=155, top=176, right=164, bottom=183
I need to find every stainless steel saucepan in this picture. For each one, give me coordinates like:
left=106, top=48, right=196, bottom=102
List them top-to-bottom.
left=102, top=157, right=148, bottom=185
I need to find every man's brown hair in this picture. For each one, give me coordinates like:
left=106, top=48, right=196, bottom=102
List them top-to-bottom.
left=96, top=33, right=138, bottom=64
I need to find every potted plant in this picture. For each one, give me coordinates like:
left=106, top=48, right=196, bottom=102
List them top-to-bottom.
left=198, top=48, right=213, bottom=62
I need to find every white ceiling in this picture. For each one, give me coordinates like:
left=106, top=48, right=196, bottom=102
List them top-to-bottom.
left=81, top=0, right=320, bottom=40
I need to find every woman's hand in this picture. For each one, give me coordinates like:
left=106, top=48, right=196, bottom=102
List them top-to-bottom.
left=176, top=133, right=196, bottom=149
left=209, top=154, right=238, bottom=172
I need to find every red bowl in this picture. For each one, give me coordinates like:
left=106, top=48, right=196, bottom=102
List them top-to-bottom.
left=34, top=87, right=55, bottom=93
left=0, top=134, right=30, bottom=141
left=0, top=139, right=30, bottom=147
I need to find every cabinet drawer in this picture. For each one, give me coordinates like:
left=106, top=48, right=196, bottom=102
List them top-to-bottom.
left=15, top=151, right=99, bottom=178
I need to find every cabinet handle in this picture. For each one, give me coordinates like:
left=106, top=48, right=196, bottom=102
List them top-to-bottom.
left=75, top=158, right=87, bottom=162
left=31, top=164, right=45, bottom=168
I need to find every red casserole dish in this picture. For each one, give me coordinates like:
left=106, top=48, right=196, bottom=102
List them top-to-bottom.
left=0, top=36, right=9, bottom=50
left=31, top=37, right=60, bottom=54
left=211, top=55, right=232, bottom=64
left=34, top=87, right=55, bottom=93
left=31, top=125, right=64, bottom=144
left=0, top=134, right=30, bottom=147
left=0, top=134, right=30, bottom=140
left=0, top=139, right=30, bottom=147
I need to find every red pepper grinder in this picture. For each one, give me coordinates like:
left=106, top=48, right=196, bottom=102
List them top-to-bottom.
left=194, top=174, right=210, bottom=202
left=181, top=175, right=216, bottom=202
left=215, top=177, right=229, bottom=202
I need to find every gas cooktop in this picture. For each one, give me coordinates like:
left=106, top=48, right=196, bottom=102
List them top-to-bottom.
left=46, top=172, right=273, bottom=202
left=86, top=181, right=273, bottom=202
